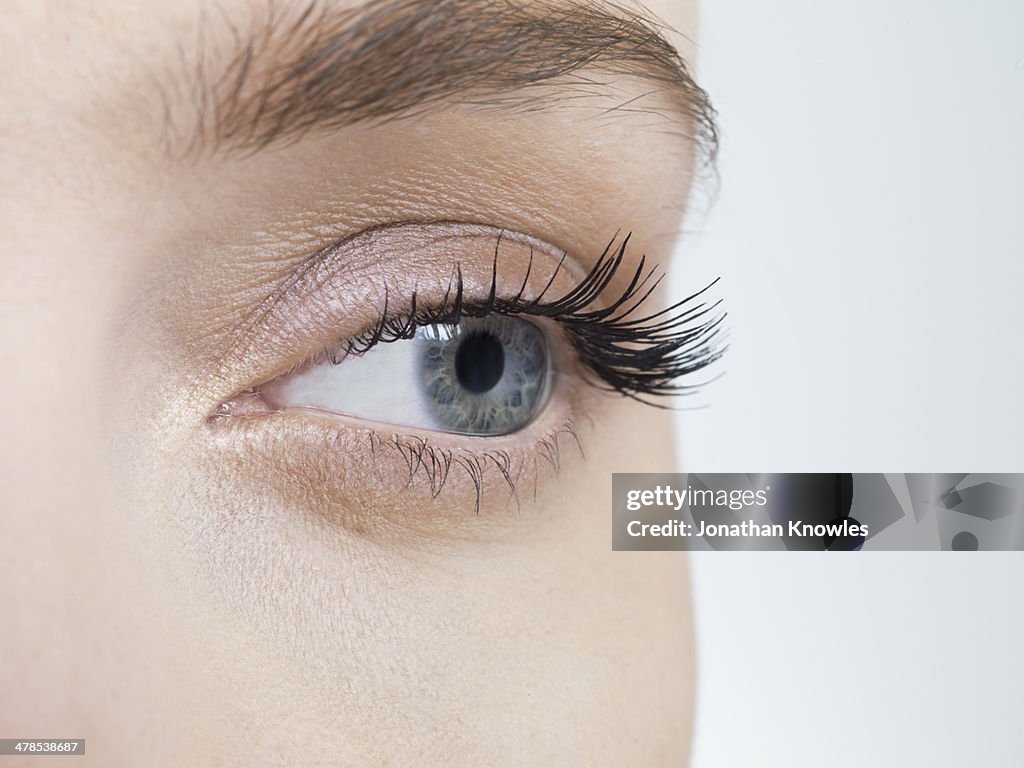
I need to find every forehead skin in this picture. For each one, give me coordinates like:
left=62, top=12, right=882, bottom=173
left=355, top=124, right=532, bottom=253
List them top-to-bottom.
left=0, top=1, right=699, bottom=766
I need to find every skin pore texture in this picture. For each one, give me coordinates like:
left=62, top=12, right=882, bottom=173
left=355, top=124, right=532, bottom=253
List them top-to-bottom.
left=0, top=1, right=707, bottom=765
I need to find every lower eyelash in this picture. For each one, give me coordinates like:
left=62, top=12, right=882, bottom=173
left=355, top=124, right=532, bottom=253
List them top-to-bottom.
left=338, top=232, right=727, bottom=405
left=206, top=406, right=589, bottom=522
left=369, top=417, right=585, bottom=514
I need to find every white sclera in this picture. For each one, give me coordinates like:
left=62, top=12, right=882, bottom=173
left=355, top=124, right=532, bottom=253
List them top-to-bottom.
left=259, top=318, right=551, bottom=435
left=260, top=335, right=442, bottom=428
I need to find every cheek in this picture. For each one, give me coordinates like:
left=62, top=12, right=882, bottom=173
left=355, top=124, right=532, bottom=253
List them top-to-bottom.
left=0, top=258, right=223, bottom=755
left=148, top=395, right=690, bottom=760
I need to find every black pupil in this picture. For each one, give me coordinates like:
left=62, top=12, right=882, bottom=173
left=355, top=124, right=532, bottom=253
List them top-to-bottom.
left=454, top=330, right=505, bottom=394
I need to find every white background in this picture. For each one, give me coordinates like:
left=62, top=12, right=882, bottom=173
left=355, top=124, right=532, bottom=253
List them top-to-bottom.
left=673, top=1, right=1024, bottom=766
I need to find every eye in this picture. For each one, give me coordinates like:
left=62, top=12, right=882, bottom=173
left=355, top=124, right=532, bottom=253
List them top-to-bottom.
left=259, top=315, right=552, bottom=436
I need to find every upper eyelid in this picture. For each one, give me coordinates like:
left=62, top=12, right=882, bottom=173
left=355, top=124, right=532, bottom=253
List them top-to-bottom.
left=232, top=219, right=613, bottom=382
left=232, top=221, right=582, bottom=350
left=257, top=221, right=579, bottom=310
left=213, top=222, right=595, bottom=405
left=226, top=222, right=726, bottom=415
left=337, top=231, right=617, bottom=352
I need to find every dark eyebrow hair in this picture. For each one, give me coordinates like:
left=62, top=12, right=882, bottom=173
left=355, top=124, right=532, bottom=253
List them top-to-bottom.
left=171, top=0, right=717, bottom=160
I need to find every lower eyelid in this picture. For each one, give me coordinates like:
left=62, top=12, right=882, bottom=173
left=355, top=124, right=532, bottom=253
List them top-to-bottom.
left=204, top=375, right=589, bottom=536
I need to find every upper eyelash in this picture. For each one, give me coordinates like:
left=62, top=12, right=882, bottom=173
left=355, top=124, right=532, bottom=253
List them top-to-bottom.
left=331, top=232, right=727, bottom=404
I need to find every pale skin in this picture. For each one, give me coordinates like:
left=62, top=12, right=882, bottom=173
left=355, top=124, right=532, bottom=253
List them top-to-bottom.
left=0, top=1, right=703, bottom=765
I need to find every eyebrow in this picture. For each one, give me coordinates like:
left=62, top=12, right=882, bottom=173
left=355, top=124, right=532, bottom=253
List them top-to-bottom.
left=171, top=0, right=717, bottom=159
